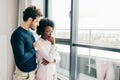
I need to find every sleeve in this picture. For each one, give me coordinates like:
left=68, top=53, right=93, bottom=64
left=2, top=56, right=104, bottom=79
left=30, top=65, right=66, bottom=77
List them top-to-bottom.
left=10, top=32, right=35, bottom=65
left=36, top=44, right=55, bottom=63
left=50, top=45, right=61, bottom=63
left=36, top=52, right=42, bottom=64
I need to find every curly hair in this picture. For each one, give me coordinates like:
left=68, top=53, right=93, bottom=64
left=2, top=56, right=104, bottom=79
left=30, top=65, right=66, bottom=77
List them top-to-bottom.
left=36, top=18, right=55, bottom=35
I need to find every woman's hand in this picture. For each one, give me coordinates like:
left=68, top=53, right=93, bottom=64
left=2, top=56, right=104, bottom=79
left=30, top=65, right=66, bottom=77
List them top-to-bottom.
left=47, top=36, right=55, bottom=45
left=41, top=58, right=49, bottom=65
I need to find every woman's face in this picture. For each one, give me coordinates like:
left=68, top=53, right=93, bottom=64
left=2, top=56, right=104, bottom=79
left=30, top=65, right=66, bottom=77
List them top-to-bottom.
left=42, top=26, right=53, bottom=40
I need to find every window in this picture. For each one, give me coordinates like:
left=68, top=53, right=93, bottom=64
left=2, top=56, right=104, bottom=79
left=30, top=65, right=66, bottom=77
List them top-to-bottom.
left=47, top=0, right=120, bottom=80
left=48, top=0, right=71, bottom=79
left=50, top=0, right=71, bottom=39
left=77, top=0, right=120, bottom=79
left=78, top=0, right=120, bottom=46
left=56, top=44, right=70, bottom=78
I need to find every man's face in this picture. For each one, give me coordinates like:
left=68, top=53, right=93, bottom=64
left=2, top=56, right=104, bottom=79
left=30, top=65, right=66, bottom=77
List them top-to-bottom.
left=30, top=17, right=40, bottom=30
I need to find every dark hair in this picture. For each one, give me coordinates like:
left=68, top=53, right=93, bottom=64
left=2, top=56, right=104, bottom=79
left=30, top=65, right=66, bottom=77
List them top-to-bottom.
left=23, top=5, right=43, bottom=21
left=36, top=18, right=54, bottom=35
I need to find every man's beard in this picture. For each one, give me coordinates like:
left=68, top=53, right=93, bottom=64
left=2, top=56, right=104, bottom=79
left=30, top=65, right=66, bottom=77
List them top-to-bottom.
left=29, top=22, right=36, bottom=30
left=30, top=27, right=35, bottom=30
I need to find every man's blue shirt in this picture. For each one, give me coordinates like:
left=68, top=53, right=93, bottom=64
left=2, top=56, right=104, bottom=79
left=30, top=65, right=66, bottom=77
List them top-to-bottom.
left=10, top=27, right=37, bottom=72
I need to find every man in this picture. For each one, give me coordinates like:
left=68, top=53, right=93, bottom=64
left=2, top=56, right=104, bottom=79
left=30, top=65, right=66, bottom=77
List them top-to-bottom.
left=10, top=5, right=43, bottom=80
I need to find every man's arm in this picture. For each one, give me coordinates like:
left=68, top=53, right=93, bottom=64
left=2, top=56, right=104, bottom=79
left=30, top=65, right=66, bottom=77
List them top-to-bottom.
left=11, top=32, right=35, bottom=65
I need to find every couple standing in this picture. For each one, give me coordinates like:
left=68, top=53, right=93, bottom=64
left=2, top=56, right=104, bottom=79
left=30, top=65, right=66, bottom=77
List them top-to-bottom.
left=10, top=5, right=61, bottom=80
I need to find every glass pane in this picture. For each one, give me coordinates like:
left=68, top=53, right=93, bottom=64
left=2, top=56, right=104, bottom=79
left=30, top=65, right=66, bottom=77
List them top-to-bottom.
left=51, top=0, right=71, bottom=39
left=78, top=0, right=120, bottom=47
left=78, top=0, right=120, bottom=29
left=78, top=30, right=120, bottom=48
left=78, top=30, right=90, bottom=44
left=90, top=30, right=120, bottom=48
left=56, top=44, right=70, bottom=79
left=76, top=47, right=96, bottom=80
left=77, top=47, right=120, bottom=80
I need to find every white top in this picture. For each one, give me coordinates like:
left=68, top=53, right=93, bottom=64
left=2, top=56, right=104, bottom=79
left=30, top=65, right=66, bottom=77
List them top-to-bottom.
left=35, top=38, right=61, bottom=80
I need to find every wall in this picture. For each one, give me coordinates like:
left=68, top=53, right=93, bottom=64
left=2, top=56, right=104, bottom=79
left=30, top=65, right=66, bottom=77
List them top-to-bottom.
left=0, top=0, right=19, bottom=80
left=0, top=0, right=44, bottom=80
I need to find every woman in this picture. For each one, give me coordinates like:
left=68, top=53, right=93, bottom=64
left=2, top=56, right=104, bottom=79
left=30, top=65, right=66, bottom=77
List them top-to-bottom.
left=35, top=18, right=61, bottom=80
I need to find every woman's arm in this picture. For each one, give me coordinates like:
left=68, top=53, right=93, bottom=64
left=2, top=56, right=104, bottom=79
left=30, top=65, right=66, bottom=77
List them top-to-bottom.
left=36, top=41, right=55, bottom=63
left=50, top=45, right=61, bottom=63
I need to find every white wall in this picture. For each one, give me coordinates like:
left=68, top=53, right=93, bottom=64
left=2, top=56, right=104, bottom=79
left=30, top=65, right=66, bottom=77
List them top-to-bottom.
left=0, top=0, right=19, bottom=80
left=0, top=0, right=45, bottom=80
left=18, top=0, right=45, bottom=26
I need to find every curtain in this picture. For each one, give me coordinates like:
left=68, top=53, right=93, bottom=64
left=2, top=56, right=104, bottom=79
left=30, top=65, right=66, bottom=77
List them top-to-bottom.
left=18, top=0, right=33, bottom=26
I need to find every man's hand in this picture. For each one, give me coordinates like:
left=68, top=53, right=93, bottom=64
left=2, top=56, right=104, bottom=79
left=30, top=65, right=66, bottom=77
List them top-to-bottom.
left=33, top=40, right=42, bottom=51
left=41, top=58, right=49, bottom=65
